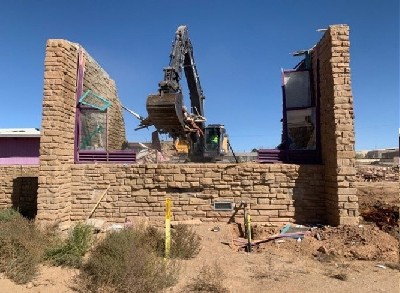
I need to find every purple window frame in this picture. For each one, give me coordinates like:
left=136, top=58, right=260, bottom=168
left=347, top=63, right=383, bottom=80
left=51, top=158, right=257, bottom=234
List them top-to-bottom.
left=73, top=49, right=135, bottom=163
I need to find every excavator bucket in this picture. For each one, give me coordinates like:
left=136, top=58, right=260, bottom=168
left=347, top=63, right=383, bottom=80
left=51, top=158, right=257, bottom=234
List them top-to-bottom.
left=146, top=92, right=186, bottom=138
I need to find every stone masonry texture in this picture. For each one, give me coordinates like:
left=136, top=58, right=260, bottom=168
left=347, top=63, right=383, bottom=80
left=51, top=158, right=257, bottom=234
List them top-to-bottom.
left=32, top=25, right=357, bottom=227
left=311, top=25, right=358, bottom=225
left=37, top=39, right=127, bottom=224
left=70, top=163, right=325, bottom=225
left=0, top=166, right=39, bottom=218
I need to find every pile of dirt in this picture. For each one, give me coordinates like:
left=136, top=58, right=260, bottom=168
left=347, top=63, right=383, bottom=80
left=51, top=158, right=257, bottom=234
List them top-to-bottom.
left=360, top=201, right=399, bottom=235
left=236, top=224, right=399, bottom=263
left=309, top=225, right=399, bottom=262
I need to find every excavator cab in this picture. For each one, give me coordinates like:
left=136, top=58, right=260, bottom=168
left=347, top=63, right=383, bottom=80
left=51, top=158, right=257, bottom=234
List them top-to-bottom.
left=203, top=124, right=228, bottom=159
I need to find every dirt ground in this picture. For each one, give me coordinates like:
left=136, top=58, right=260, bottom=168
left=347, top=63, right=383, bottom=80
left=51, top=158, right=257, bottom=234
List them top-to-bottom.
left=0, top=180, right=399, bottom=293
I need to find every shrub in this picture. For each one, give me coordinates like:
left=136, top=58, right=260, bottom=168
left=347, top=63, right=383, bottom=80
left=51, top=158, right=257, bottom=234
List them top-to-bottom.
left=0, top=208, right=19, bottom=222
left=0, top=213, right=52, bottom=284
left=45, top=223, right=92, bottom=268
left=170, top=224, right=201, bottom=259
left=76, top=226, right=178, bottom=293
left=184, top=263, right=229, bottom=293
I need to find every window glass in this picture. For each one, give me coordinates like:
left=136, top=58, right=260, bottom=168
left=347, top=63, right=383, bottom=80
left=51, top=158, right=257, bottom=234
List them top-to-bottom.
left=284, top=71, right=311, bottom=108
left=286, top=108, right=316, bottom=150
left=79, top=109, right=107, bottom=150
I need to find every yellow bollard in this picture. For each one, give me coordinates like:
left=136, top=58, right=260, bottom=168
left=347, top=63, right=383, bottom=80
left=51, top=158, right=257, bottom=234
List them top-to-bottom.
left=165, top=198, right=172, bottom=258
left=246, top=213, right=252, bottom=252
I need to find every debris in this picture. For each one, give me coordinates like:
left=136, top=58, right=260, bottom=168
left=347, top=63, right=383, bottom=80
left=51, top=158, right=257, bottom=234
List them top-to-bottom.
left=361, top=201, right=399, bottom=233
left=85, top=218, right=106, bottom=232
left=105, top=223, right=124, bottom=232
left=211, top=226, right=220, bottom=232
left=233, top=231, right=309, bottom=248
left=375, top=264, right=387, bottom=269
left=330, top=273, right=348, bottom=281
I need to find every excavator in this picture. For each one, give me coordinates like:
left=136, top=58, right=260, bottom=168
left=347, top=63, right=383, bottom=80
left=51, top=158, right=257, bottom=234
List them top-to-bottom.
left=137, top=25, right=236, bottom=162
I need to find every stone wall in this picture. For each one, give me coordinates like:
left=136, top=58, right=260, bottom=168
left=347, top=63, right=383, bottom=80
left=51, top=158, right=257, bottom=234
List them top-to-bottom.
left=311, top=25, right=358, bottom=225
left=35, top=26, right=358, bottom=227
left=37, top=39, right=127, bottom=224
left=37, top=40, right=78, bottom=223
left=82, top=51, right=126, bottom=150
left=70, top=163, right=325, bottom=225
left=0, top=166, right=39, bottom=218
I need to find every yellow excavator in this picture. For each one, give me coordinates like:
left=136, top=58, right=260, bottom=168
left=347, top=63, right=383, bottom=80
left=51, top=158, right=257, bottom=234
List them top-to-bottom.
left=137, top=25, right=236, bottom=162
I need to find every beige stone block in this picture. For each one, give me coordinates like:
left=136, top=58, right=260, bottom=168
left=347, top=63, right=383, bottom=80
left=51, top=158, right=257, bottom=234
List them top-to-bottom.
left=174, top=174, right=185, bottom=182
left=200, top=178, right=213, bottom=185
left=257, top=198, right=270, bottom=204
left=343, top=202, right=358, bottom=210
left=255, top=204, right=287, bottom=210
left=258, top=210, right=278, bottom=216
left=278, top=211, right=295, bottom=217
left=250, top=215, right=270, bottom=222
left=339, top=216, right=359, bottom=225
left=269, top=217, right=294, bottom=223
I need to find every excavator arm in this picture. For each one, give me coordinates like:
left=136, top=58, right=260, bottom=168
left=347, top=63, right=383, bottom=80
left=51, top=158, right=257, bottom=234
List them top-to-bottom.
left=142, top=25, right=205, bottom=139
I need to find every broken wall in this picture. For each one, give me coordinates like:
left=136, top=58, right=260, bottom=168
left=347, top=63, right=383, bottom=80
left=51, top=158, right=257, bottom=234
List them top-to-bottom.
left=35, top=25, right=358, bottom=227
left=312, top=25, right=358, bottom=225
left=37, top=39, right=126, bottom=224
left=70, top=163, right=325, bottom=224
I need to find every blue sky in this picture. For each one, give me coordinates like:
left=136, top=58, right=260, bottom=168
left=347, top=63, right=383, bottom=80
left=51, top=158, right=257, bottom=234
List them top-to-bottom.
left=0, top=0, right=398, bottom=151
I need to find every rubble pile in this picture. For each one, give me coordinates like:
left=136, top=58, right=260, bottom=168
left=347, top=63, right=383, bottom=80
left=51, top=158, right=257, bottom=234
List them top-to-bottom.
left=356, top=165, right=399, bottom=182
left=360, top=201, right=399, bottom=234
left=310, top=225, right=399, bottom=262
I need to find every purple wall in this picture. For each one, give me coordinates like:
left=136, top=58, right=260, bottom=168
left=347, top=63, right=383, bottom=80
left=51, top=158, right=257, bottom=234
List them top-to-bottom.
left=0, top=137, right=40, bottom=165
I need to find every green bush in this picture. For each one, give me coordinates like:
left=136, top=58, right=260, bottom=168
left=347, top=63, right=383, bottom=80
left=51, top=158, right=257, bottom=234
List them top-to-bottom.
left=0, top=208, right=20, bottom=222
left=0, top=213, right=53, bottom=284
left=45, top=223, right=92, bottom=268
left=171, top=224, right=201, bottom=259
left=76, top=226, right=178, bottom=293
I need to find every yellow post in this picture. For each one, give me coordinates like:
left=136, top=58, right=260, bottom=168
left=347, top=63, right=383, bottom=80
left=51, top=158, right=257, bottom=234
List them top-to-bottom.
left=165, top=198, right=172, bottom=258
left=246, top=213, right=252, bottom=252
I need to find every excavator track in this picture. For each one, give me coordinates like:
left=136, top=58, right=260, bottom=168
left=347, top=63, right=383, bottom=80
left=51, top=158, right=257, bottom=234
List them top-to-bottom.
left=146, top=92, right=186, bottom=138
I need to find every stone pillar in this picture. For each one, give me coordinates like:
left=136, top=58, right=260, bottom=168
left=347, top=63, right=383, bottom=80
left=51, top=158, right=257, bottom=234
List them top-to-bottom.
left=312, top=25, right=358, bottom=225
left=37, top=40, right=78, bottom=225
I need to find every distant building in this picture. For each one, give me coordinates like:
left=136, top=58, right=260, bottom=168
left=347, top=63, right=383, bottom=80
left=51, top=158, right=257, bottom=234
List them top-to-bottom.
left=0, top=128, right=40, bottom=165
left=366, top=148, right=399, bottom=159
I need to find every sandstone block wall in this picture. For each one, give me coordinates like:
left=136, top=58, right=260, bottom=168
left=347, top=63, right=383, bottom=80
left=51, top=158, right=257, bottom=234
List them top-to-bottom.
left=312, top=25, right=358, bottom=225
left=34, top=26, right=358, bottom=227
left=37, top=39, right=127, bottom=224
left=37, top=40, right=78, bottom=223
left=82, top=51, right=126, bottom=150
left=70, top=163, right=325, bottom=225
left=0, top=166, right=39, bottom=218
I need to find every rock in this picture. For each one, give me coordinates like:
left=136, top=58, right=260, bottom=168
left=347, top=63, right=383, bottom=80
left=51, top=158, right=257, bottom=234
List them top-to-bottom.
left=85, top=218, right=106, bottom=232
left=317, top=245, right=328, bottom=254
left=26, top=282, right=34, bottom=289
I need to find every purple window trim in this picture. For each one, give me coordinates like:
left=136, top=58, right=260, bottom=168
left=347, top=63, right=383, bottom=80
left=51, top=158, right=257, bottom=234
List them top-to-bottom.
left=72, top=48, right=136, bottom=164
left=74, top=48, right=85, bottom=162
left=275, top=68, right=321, bottom=164
left=77, top=150, right=136, bottom=163
left=0, top=157, right=39, bottom=165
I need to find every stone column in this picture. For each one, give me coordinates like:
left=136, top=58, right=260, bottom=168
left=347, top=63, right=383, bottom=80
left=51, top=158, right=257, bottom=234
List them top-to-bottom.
left=312, top=25, right=358, bottom=225
left=37, top=40, right=78, bottom=225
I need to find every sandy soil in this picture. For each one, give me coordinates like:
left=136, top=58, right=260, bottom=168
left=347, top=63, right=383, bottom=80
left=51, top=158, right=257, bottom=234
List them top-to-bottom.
left=0, top=181, right=398, bottom=293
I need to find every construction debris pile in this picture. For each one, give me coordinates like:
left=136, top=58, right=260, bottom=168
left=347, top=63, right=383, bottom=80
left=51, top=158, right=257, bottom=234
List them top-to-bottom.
left=356, top=165, right=399, bottom=182
left=360, top=201, right=399, bottom=235
left=230, top=223, right=399, bottom=263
